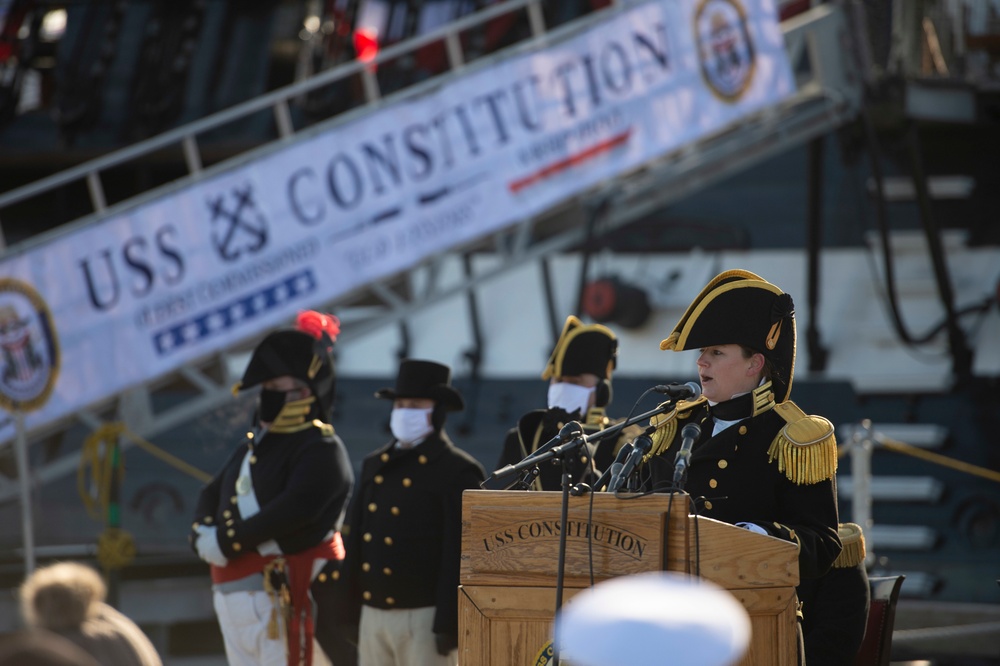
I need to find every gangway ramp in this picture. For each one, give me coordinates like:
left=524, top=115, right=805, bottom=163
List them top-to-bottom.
left=0, top=0, right=863, bottom=498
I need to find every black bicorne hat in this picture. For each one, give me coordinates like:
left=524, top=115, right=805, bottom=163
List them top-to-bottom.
left=659, top=269, right=796, bottom=402
left=237, top=311, right=340, bottom=415
left=541, top=315, right=618, bottom=381
left=375, top=358, right=464, bottom=411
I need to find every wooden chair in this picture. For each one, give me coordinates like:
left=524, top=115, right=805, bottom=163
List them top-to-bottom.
left=853, top=575, right=906, bottom=666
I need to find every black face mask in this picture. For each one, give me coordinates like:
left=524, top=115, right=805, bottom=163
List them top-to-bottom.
left=258, top=389, right=287, bottom=423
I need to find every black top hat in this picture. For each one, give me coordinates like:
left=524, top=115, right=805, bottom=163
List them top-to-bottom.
left=659, top=269, right=796, bottom=402
left=237, top=312, right=340, bottom=415
left=541, top=315, right=618, bottom=381
left=375, top=359, right=464, bottom=411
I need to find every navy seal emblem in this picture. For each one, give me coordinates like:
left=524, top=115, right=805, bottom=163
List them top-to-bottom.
left=695, top=0, right=756, bottom=101
left=0, top=278, right=60, bottom=412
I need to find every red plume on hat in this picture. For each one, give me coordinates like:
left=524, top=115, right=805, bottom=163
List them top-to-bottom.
left=238, top=310, right=341, bottom=418
left=296, top=310, right=341, bottom=348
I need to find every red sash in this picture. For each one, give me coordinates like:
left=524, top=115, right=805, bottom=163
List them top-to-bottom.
left=210, top=533, right=345, bottom=666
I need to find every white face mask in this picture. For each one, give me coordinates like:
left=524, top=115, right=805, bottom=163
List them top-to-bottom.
left=547, top=382, right=595, bottom=416
left=390, top=407, right=434, bottom=446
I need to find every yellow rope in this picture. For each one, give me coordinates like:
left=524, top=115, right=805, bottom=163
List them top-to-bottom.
left=77, top=422, right=213, bottom=570
left=78, top=423, right=126, bottom=520
left=117, top=425, right=213, bottom=484
left=837, top=433, right=1000, bottom=484
left=877, top=436, right=1000, bottom=484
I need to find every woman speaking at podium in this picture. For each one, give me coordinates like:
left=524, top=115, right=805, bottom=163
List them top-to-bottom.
left=638, top=269, right=842, bottom=583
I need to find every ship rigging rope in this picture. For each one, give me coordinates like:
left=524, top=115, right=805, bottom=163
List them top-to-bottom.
left=78, top=422, right=213, bottom=521
left=78, top=422, right=213, bottom=569
left=837, top=434, right=1000, bottom=485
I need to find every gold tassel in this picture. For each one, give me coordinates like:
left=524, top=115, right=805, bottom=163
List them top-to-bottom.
left=263, top=559, right=286, bottom=641
left=267, top=607, right=280, bottom=640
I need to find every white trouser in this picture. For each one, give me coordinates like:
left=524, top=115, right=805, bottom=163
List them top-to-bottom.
left=213, top=590, right=331, bottom=666
left=359, top=605, right=457, bottom=666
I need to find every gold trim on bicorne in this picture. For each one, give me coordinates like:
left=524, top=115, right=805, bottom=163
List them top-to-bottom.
left=541, top=315, right=616, bottom=381
left=308, top=354, right=323, bottom=379
left=648, top=396, right=708, bottom=460
left=767, top=401, right=838, bottom=485
left=833, top=522, right=866, bottom=568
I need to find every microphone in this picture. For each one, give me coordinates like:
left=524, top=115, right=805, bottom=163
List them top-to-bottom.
left=652, top=381, right=702, bottom=399
left=672, top=422, right=701, bottom=489
left=608, top=428, right=655, bottom=493
left=604, top=441, right=635, bottom=493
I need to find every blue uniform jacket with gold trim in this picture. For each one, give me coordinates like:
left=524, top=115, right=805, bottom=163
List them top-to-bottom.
left=642, top=400, right=841, bottom=579
left=192, top=423, right=354, bottom=559
left=334, top=431, right=485, bottom=635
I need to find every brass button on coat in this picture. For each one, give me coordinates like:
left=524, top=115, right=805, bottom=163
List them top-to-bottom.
left=739, top=425, right=748, bottom=435
left=380, top=453, right=390, bottom=462
left=418, top=455, right=428, bottom=464
left=718, top=460, right=728, bottom=469
left=374, top=475, right=384, bottom=484
left=402, top=478, right=412, bottom=487
left=709, top=479, right=718, bottom=488
left=704, top=501, right=714, bottom=510
left=368, top=503, right=377, bottom=512
left=363, top=533, right=372, bottom=542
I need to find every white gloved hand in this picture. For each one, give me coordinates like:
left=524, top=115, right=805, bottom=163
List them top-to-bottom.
left=735, top=522, right=768, bottom=536
left=195, top=525, right=229, bottom=567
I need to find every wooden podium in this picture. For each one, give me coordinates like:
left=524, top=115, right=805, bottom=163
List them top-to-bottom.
left=459, top=490, right=800, bottom=665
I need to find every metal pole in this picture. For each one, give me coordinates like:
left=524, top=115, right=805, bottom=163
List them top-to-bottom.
left=14, top=410, right=36, bottom=575
left=851, top=419, right=875, bottom=568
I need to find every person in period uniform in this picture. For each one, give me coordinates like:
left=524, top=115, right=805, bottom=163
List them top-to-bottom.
left=638, top=269, right=842, bottom=582
left=190, top=311, right=354, bottom=666
left=493, top=315, right=625, bottom=491
left=333, top=359, right=486, bottom=666
left=797, top=522, right=871, bottom=666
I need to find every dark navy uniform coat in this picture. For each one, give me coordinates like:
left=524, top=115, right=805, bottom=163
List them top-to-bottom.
left=643, top=400, right=841, bottom=580
left=495, top=408, right=604, bottom=491
left=192, top=423, right=354, bottom=558
left=334, top=431, right=485, bottom=635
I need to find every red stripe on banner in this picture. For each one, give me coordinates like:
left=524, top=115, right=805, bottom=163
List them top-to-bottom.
left=508, top=129, right=633, bottom=193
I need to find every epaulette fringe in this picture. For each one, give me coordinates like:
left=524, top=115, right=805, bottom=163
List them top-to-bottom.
left=648, top=396, right=707, bottom=461
left=768, top=402, right=838, bottom=485
left=833, top=523, right=866, bottom=568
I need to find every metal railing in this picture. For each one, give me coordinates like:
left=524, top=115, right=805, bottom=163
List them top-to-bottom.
left=0, top=0, right=590, bottom=253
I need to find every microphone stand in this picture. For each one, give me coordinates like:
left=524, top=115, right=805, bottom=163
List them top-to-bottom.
left=567, top=398, right=686, bottom=495
left=552, top=445, right=576, bottom=666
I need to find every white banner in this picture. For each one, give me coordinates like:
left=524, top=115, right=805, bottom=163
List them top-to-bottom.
left=0, top=0, right=793, bottom=442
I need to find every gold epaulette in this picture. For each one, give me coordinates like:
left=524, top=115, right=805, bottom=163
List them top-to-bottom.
left=648, top=396, right=708, bottom=460
left=767, top=401, right=838, bottom=485
left=312, top=419, right=335, bottom=437
left=833, top=522, right=866, bottom=568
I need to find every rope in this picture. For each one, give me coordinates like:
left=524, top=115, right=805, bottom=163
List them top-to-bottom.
left=77, top=422, right=214, bottom=570
left=78, top=423, right=126, bottom=521
left=117, top=424, right=213, bottom=484
left=836, top=433, right=1000, bottom=485
left=875, top=435, right=1000, bottom=485
left=893, top=620, right=1000, bottom=642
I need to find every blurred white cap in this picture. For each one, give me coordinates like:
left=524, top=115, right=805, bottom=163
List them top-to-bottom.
left=555, top=571, right=751, bottom=666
